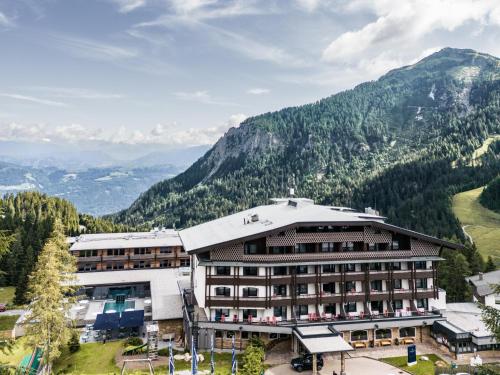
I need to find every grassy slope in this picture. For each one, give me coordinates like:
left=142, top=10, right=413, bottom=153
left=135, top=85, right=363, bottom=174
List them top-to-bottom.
left=452, top=187, right=500, bottom=265
left=0, top=287, right=15, bottom=305
left=0, top=315, right=19, bottom=331
left=381, top=354, right=444, bottom=375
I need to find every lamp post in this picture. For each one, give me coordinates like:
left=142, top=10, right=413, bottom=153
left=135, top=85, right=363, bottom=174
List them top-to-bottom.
left=239, top=326, right=243, bottom=351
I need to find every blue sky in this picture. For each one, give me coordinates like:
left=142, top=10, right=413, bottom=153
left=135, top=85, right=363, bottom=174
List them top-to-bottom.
left=1, top=0, right=500, bottom=149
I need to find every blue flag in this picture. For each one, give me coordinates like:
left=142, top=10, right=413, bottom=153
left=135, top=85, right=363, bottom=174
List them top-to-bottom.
left=210, top=334, right=215, bottom=375
left=191, top=336, right=198, bottom=375
left=231, top=336, right=237, bottom=375
left=169, top=340, right=175, bottom=375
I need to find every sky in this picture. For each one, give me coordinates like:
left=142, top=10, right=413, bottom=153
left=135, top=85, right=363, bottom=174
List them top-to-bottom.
left=1, top=0, right=500, bottom=150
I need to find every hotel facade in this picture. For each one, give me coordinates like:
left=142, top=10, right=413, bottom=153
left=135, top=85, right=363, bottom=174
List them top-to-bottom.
left=179, top=198, right=457, bottom=352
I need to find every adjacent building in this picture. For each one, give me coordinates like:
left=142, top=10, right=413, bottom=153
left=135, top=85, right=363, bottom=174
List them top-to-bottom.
left=179, top=198, right=457, bottom=352
left=70, top=229, right=190, bottom=272
left=466, top=270, right=500, bottom=307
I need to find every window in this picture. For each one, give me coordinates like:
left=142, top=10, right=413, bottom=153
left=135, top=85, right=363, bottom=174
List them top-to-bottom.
left=244, top=239, right=266, bottom=255
left=392, top=240, right=400, bottom=250
left=321, top=242, right=335, bottom=252
left=342, top=242, right=354, bottom=252
left=295, top=243, right=315, bottom=253
left=368, top=243, right=376, bottom=251
left=270, top=246, right=292, bottom=254
left=159, top=247, right=172, bottom=254
left=134, top=248, right=151, bottom=255
left=106, top=249, right=124, bottom=256
left=79, top=250, right=98, bottom=257
left=180, top=258, right=190, bottom=267
left=159, top=260, right=172, bottom=268
left=133, top=261, right=150, bottom=269
left=414, top=261, right=427, bottom=270
left=392, top=262, right=401, bottom=270
left=79, top=263, right=96, bottom=271
left=105, top=263, right=124, bottom=270
left=369, top=263, right=382, bottom=271
left=322, top=264, right=335, bottom=273
left=344, top=264, right=356, bottom=272
left=296, top=265, right=309, bottom=274
left=216, top=266, right=231, bottom=275
left=243, top=267, right=258, bottom=276
left=273, top=267, right=287, bottom=276
left=415, top=278, right=428, bottom=289
left=393, top=279, right=402, bottom=289
left=370, top=280, right=382, bottom=291
left=345, top=281, right=356, bottom=292
left=322, top=283, right=335, bottom=294
left=296, top=284, right=308, bottom=295
left=273, top=285, right=286, bottom=297
left=215, top=287, right=230, bottom=297
left=242, top=287, right=258, bottom=298
left=417, top=298, right=428, bottom=309
left=392, top=300, right=403, bottom=310
left=371, top=301, right=383, bottom=313
left=344, top=302, right=356, bottom=312
left=324, top=304, right=336, bottom=314
left=297, top=305, right=308, bottom=316
left=273, top=306, right=287, bottom=318
left=214, top=309, right=229, bottom=321
left=243, top=309, right=257, bottom=320
left=399, top=327, right=416, bottom=337
left=375, top=329, right=391, bottom=339
left=215, top=330, right=223, bottom=338
left=351, top=330, right=368, bottom=341
left=226, top=331, right=235, bottom=338
left=241, top=331, right=249, bottom=339
left=269, top=333, right=278, bottom=339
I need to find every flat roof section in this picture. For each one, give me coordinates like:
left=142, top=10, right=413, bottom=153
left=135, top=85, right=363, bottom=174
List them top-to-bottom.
left=70, top=229, right=182, bottom=251
left=73, top=268, right=189, bottom=321
left=294, top=325, right=353, bottom=354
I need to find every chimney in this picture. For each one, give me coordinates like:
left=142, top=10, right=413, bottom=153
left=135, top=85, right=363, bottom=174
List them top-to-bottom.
left=289, top=187, right=295, bottom=197
left=478, top=272, right=483, bottom=281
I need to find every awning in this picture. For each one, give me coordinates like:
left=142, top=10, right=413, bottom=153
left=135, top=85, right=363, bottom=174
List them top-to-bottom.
left=120, top=310, right=145, bottom=328
left=93, top=312, right=120, bottom=330
left=294, top=325, right=353, bottom=354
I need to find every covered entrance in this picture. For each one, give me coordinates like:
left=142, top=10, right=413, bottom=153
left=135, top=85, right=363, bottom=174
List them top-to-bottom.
left=293, top=325, right=353, bottom=375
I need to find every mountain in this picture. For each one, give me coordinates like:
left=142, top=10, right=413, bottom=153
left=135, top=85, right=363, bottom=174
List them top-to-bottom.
left=110, top=48, right=500, bottom=241
left=480, top=175, right=500, bottom=213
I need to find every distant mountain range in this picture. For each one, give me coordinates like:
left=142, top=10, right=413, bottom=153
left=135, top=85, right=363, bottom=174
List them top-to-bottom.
left=110, top=48, right=500, bottom=242
left=0, top=145, right=209, bottom=215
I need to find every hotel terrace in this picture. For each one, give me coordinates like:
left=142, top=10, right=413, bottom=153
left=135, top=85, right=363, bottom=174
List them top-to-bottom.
left=178, top=198, right=459, bottom=353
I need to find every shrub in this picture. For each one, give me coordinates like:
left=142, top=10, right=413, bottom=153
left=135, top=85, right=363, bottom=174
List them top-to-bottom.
left=68, top=330, right=80, bottom=353
left=124, top=337, right=143, bottom=347
left=241, top=345, right=264, bottom=375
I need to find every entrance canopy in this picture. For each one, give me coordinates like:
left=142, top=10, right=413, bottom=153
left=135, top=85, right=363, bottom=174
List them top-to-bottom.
left=294, top=325, right=353, bottom=354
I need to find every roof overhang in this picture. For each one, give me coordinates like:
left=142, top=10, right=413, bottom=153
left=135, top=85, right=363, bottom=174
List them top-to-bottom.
left=293, top=325, right=353, bottom=354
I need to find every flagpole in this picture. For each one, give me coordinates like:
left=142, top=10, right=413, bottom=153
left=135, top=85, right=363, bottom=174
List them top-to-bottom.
left=210, top=333, right=215, bottom=375
left=169, top=339, right=175, bottom=375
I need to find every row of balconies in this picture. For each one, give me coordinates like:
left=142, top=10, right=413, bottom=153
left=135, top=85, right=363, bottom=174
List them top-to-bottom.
left=76, top=252, right=189, bottom=262
left=207, top=269, right=434, bottom=285
left=206, top=288, right=436, bottom=307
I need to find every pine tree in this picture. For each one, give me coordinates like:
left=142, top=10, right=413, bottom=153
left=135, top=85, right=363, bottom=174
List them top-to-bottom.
left=24, top=220, right=77, bottom=371
left=484, top=256, right=497, bottom=272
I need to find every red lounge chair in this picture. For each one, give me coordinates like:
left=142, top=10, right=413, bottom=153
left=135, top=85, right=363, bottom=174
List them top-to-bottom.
left=359, top=312, right=364, bottom=319
left=221, top=314, right=225, bottom=322
left=248, top=315, right=253, bottom=323
left=272, top=316, right=277, bottom=325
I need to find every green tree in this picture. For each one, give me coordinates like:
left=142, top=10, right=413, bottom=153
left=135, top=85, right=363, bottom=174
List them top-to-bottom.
left=24, top=220, right=77, bottom=372
left=438, top=250, right=472, bottom=302
left=484, top=256, right=496, bottom=272
left=480, top=283, right=500, bottom=342
left=241, top=344, right=265, bottom=375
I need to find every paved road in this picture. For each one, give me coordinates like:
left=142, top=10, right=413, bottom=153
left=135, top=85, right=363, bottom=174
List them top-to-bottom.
left=0, top=309, right=24, bottom=316
left=266, top=356, right=410, bottom=375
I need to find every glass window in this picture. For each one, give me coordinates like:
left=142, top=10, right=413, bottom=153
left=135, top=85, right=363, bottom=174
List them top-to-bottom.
left=392, top=240, right=400, bottom=250
left=321, top=242, right=335, bottom=252
left=342, top=242, right=354, bottom=251
left=296, top=243, right=315, bottom=253
left=368, top=243, right=376, bottom=251
left=270, top=246, right=291, bottom=254
left=159, top=247, right=172, bottom=254
left=180, top=258, right=190, bottom=267
left=159, top=260, right=172, bottom=268
left=414, top=261, right=427, bottom=270
left=392, top=262, right=401, bottom=270
left=370, top=263, right=382, bottom=271
left=322, top=264, right=335, bottom=273
left=344, top=264, right=356, bottom=272
left=296, top=265, right=309, bottom=274
left=216, top=266, right=231, bottom=275
left=243, top=267, right=258, bottom=276
left=273, top=267, right=287, bottom=276
left=416, top=278, right=428, bottom=289
left=393, top=279, right=402, bottom=289
left=370, top=280, right=382, bottom=291
left=345, top=281, right=356, bottom=292
left=322, top=283, right=335, bottom=293
left=296, top=284, right=308, bottom=295
left=273, top=285, right=286, bottom=296
left=215, top=287, right=230, bottom=297
left=242, top=288, right=258, bottom=298
left=417, top=298, right=428, bottom=309
left=392, top=300, right=403, bottom=310
left=344, top=302, right=356, bottom=312
left=324, top=304, right=336, bottom=314
left=297, top=305, right=308, bottom=316
left=273, top=306, right=287, bottom=318
left=214, top=309, right=229, bottom=321
left=243, top=309, right=257, bottom=320
left=399, top=327, right=416, bottom=337
left=375, top=329, right=392, bottom=339
left=351, top=330, right=368, bottom=341
left=226, top=331, right=235, bottom=338
left=241, top=331, right=249, bottom=339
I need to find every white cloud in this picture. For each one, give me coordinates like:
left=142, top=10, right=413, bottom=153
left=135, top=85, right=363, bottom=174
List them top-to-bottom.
left=110, top=0, right=147, bottom=13
left=294, top=0, right=321, bottom=12
left=322, top=0, right=500, bottom=63
left=0, top=11, right=14, bottom=27
left=49, top=33, right=138, bottom=61
left=25, top=86, right=124, bottom=100
left=247, top=88, right=270, bottom=95
left=173, top=90, right=237, bottom=106
left=0, top=93, right=68, bottom=107
left=0, top=114, right=248, bottom=146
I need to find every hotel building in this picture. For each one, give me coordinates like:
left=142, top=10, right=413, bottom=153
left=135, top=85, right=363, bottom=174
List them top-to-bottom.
left=179, top=198, right=459, bottom=352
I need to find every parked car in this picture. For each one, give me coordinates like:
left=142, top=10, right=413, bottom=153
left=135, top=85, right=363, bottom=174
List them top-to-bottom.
left=0, top=304, right=6, bottom=312
left=291, top=353, right=323, bottom=372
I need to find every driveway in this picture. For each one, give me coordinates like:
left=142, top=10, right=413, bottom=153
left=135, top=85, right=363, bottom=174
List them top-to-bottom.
left=0, top=309, right=24, bottom=316
left=266, top=356, right=410, bottom=375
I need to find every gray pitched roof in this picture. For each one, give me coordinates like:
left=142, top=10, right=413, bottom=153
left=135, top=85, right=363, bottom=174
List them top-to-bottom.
left=466, top=270, right=500, bottom=296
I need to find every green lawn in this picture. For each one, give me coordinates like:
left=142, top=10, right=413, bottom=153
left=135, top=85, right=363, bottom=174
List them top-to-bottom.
left=452, top=187, right=500, bottom=265
left=0, top=287, right=15, bottom=305
left=0, top=315, right=19, bottom=331
left=381, top=354, right=445, bottom=375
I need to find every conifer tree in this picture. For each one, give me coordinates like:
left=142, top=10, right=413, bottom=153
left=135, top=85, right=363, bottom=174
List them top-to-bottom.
left=24, top=219, right=77, bottom=372
left=484, top=256, right=497, bottom=272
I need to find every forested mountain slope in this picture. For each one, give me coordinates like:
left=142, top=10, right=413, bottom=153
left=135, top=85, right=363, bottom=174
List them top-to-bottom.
left=111, top=48, right=500, bottom=241
left=480, top=175, right=500, bottom=213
